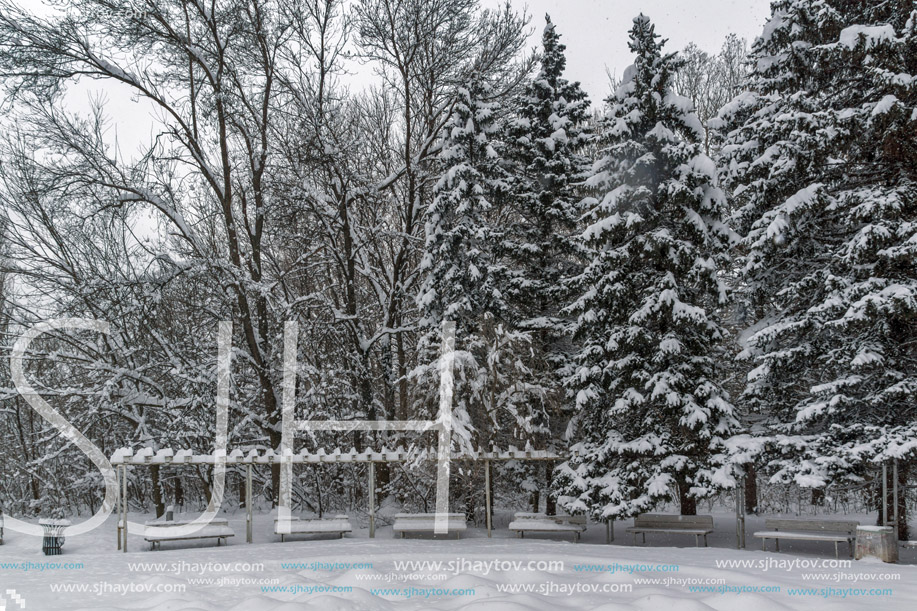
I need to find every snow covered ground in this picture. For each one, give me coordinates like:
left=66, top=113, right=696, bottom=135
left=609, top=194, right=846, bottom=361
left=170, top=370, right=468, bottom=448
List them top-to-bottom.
left=2, top=511, right=915, bottom=610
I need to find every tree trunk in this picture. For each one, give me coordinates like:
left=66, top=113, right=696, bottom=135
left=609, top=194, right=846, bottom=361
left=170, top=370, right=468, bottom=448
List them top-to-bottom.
left=397, top=329, right=408, bottom=420
left=382, top=335, right=396, bottom=420
left=14, top=397, right=40, bottom=509
left=269, top=428, right=282, bottom=506
left=376, top=461, right=391, bottom=503
left=486, top=461, right=494, bottom=526
left=545, top=462, right=556, bottom=516
left=898, top=462, right=910, bottom=541
left=150, top=464, right=165, bottom=518
left=745, top=465, right=758, bottom=515
left=175, top=476, right=185, bottom=508
left=465, top=476, right=476, bottom=523
left=679, top=483, right=697, bottom=515
left=811, top=487, right=825, bottom=508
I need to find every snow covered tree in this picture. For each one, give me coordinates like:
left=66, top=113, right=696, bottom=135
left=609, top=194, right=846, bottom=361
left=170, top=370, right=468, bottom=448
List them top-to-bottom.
left=715, top=0, right=917, bottom=536
left=501, top=14, right=591, bottom=511
left=503, top=14, right=591, bottom=335
left=556, top=15, right=739, bottom=520
left=673, top=35, right=749, bottom=154
left=414, top=78, right=550, bottom=517
left=415, top=80, right=542, bottom=451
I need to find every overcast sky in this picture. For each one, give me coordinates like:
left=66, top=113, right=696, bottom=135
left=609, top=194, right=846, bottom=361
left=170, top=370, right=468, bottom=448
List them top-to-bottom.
left=11, top=0, right=775, bottom=150
left=502, top=0, right=773, bottom=102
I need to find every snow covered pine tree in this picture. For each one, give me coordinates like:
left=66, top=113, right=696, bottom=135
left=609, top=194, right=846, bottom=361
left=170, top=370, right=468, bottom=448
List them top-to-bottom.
left=716, top=0, right=917, bottom=537
left=502, top=14, right=592, bottom=510
left=503, top=14, right=591, bottom=371
left=555, top=15, right=739, bottom=520
left=415, top=79, right=542, bottom=455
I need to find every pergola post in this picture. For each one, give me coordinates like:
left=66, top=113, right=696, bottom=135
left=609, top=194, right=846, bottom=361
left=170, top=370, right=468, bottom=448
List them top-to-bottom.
left=484, top=459, right=492, bottom=538
left=892, top=459, right=899, bottom=534
left=368, top=461, right=376, bottom=538
left=882, top=462, right=888, bottom=526
left=116, top=464, right=122, bottom=551
left=121, top=464, right=128, bottom=553
left=246, top=464, right=253, bottom=544
left=736, top=474, right=746, bottom=549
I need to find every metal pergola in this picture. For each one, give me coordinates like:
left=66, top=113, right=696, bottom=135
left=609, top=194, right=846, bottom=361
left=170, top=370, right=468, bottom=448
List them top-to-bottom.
left=110, top=445, right=566, bottom=551
left=115, top=446, right=863, bottom=553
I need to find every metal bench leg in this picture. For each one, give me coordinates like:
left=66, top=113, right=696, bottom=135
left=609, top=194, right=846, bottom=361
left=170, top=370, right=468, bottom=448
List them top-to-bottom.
left=633, top=533, right=637, bottom=546
left=642, top=533, right=646, bottom=545
left=695, top=534, right=699, bottom=547
left=704, top=534, right=708, bottom=547
left=775, top=539, right=779, bottom=552
left=849, top=540, right=854, bottom=558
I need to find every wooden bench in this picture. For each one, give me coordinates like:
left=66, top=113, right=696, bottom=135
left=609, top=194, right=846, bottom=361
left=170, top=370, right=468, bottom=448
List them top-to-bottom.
left=508, top=512, right=587, bottom=542
left=392, top=513, right=467, bottom=539
left=626, top=514, right=714, bottom=547
left=274, top=515, right=352, bottom=541
left=143, top=518, right=235, bottom=550
left=754, top=519, right=858, bottom=558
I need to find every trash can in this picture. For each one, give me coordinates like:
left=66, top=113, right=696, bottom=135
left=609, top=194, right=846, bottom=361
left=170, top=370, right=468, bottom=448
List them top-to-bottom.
left=40, top=520, right=69, bottom=556
left=855, top=525, right=898, bottom=563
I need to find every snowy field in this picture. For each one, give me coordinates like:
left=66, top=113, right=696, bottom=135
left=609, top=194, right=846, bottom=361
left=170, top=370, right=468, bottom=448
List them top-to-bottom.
left=2, top=511, right=916, bottom=610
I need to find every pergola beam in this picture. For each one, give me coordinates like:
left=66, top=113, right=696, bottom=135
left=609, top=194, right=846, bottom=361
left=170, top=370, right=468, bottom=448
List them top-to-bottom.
left=111, top=446, right=568, bottom=549
left=111, top=447, right=568, bottom=466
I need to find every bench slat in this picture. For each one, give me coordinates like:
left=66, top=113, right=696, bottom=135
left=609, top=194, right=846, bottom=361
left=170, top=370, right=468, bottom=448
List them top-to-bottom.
left=392, top=513, right=467, bottom=536
left=627, top=514, right=713, bottom=547
left=632, top=514, right=714, bottom=529
left=763, top=519, right=858, bottom=533
left=394, top=521, right=467, bottom=530
left=274, top=522, right=352, bottom=534
left=509, top=522, right=586, bottom=532
left=626, top=527, right=712, bottom=535
left=754, top=531, right=852, bottom=542
left=145, top=532, right=234, bottom=542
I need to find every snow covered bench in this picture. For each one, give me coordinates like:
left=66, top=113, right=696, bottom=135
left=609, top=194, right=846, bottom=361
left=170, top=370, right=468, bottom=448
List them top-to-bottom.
left=508, top=512, right=587, bottom=542
left=392, top=513, right=467, bottom=539
left=627, top=514, right=714, bottom=547
left=274, top=515, right=353, bottom=541
left=143, top=518, right=235, bottom=551
left=755, top=519, right=858, bottom=558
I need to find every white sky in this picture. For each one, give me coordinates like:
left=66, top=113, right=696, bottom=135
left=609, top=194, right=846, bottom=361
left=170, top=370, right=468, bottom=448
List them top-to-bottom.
left=11, top=0, right=774, bottom=149
left=504, top=0, right=773, bottom=102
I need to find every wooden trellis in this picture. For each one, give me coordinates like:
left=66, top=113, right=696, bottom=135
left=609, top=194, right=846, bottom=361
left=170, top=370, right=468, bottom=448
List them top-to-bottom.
left=110, top=445, right=566, bottom=551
